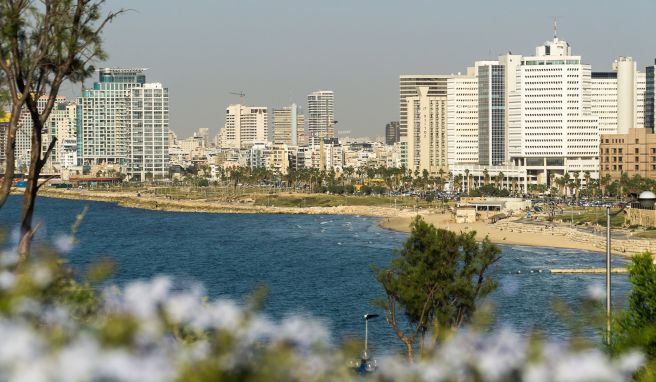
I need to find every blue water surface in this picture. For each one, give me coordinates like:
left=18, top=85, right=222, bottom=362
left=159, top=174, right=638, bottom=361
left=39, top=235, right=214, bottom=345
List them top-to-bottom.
left=0, top=196, right=631, bottom=355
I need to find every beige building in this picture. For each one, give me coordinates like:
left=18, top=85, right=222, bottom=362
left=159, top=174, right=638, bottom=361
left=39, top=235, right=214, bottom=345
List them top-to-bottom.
left=403, top=86, right=448, bottom=175
left=219, top=104, right=268, bottom=149
left=273, top=104, right=305, bottom=146
left=599, top=128, right=656, bottom=180
left=265, top=143, right=290, bottom=175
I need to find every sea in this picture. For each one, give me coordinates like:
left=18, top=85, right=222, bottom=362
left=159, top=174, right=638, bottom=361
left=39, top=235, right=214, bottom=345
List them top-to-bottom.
left=0, top=196, right=632, bottom=354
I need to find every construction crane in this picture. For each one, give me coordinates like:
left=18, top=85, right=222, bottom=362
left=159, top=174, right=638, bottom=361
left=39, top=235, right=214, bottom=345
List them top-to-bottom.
left=229, top=91, right=246, bottom=104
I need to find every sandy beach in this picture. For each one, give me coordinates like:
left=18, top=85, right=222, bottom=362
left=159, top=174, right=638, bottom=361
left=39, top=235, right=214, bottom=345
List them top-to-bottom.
left=379, top=212, right=608, bottom=253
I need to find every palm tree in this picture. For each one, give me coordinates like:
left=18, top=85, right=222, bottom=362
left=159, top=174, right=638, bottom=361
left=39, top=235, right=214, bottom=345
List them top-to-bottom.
left=483, top=168, right=490, bottom=186
left=464, top=169, right=470, bottom=194
left=498, top=171, right=505, bottom=190
left=600, top=173, right=612, bottom=197
left=453, top=174, right=463, bottom=193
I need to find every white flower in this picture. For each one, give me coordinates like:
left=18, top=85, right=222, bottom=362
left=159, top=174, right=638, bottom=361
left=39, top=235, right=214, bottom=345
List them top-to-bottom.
left=53, top=234, right=75, bottom=254
left=30, top=264, right=53, bottom=288
left=0, top=271, right=16, bottom=290
left=586, top=283, right=605, bottom=301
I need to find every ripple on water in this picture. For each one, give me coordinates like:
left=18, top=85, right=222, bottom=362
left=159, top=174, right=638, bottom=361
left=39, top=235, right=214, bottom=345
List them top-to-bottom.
left=0, top=196, right=632, bottom=351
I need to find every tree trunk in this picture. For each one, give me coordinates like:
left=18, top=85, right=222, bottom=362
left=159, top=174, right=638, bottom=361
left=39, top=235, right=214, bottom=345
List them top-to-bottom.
left=0, top=105, right=23, bottom=209
left=18, top=116, right=44, bottom=259
left=404, top=340, right=414, bottom=362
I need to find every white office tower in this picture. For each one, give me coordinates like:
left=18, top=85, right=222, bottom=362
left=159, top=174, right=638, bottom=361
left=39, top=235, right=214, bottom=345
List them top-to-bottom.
left=508, top=36, right=599, bottom=183
left=615, top=57, right=636, bottom=134
left=78, top=68, right=169, bottom=180
left=447, top=70, right=479, bottom=166
left=636, top=71, right=646, bottom=128
left=591, top=72, right=619, bottom=135
left=128, top=83, right=169, bottom=181
left=403, top=86, right=448, bottom=175
left=307, top=90, right=334, bottom=138
left=273, top=103, right=305, bottom=146
left=220, top=105, right=268, bottom=149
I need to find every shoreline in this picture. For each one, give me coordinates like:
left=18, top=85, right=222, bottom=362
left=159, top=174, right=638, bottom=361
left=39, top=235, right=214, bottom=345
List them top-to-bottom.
left=35, top=188, right=655, bottom=257
left=36, top=188, right=404, bottom=218
left=378, top=214, right=606, bottom=254
left=379, top=214, right=656, bottom=258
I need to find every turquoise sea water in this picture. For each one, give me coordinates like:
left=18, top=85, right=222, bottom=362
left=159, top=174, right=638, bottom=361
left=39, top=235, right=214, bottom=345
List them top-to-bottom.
left=0, top=196, right=631, bottom=354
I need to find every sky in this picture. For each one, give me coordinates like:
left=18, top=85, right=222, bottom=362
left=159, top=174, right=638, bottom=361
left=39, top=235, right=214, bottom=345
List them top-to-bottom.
left=60, top=0, right=656, bottom=139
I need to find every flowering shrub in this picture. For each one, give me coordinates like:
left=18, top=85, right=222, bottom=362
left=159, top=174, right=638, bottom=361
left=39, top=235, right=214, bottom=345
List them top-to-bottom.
left=0, top=247, right=645, bottom=381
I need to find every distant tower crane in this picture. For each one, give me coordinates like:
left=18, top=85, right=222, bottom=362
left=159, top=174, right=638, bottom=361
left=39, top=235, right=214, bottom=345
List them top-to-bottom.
left=229, top=91, right=246, bottom=104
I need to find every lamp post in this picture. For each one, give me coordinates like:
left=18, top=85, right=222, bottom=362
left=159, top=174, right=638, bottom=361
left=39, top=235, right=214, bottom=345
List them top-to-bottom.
left=606, top=203, right=626, bottom=346
left=356, top=313, right=379, bottom=375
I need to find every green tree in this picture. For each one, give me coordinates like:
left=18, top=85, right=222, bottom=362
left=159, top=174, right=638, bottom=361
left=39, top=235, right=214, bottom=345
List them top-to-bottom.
left=0, top=0, right=123, bottom=258
left=374, top=216, right=501, bottom=361
left=613, top=252, right=656, bottom=358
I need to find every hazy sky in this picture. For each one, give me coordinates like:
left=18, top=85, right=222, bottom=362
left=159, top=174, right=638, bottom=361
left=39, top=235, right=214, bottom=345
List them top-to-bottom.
left=61, top=0, right=656, bottom=139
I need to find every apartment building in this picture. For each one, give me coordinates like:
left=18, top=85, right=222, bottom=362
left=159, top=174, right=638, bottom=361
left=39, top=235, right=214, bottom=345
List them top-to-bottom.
left=78, top=68, right=169, bottom=180
left=447, top=72, right=479, bottom=166
left=403, top=86, right=448, bottom=175
left=307, top=90, right=334, bottom=138
left=219, top=104, right=268, bottom=149
left=273, top=104, right=305, bottom=146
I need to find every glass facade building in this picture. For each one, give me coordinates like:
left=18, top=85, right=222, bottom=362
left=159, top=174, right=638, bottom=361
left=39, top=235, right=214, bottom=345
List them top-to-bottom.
left=646, top=64, right=655, bottom=132
left=478, top=65, right=505, bottom=166
left=78, top=68, right=169, bottom=180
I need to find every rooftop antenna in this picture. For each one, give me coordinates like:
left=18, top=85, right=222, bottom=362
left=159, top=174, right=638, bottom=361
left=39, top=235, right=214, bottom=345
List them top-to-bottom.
left=553, top=17, right=558, bottom=39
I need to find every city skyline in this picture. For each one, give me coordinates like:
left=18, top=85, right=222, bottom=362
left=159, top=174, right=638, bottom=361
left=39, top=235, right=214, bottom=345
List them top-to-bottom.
left=57, top=0, right=656, bottom=139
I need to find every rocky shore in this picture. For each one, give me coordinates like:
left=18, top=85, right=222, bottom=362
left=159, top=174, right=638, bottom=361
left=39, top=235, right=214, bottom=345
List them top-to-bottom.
left=38, top=189, right=402, bottom=217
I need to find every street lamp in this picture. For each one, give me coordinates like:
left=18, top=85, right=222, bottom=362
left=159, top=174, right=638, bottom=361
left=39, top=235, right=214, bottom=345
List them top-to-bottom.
left=605, top=203, right=626, bottom=346
left=356, top=313, right=379, bottom=375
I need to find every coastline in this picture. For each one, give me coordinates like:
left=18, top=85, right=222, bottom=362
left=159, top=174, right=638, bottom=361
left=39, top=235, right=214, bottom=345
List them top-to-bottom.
left=35, top=188, right=656, bottom=257
left=36, top=188, right=403, bottom=217
left=379, top=213, right=656, bottom=258
left=378, top=214, right=606, bottom=254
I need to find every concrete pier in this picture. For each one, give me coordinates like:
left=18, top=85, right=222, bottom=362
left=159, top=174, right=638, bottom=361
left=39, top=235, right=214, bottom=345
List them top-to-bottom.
left=550, top=268, right=628, bottom=274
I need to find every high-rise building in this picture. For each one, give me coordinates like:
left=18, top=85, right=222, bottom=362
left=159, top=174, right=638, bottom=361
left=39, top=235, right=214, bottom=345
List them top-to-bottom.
left=508, top=36, right=599, bottom=183
left=615, top=57, right=637, bottom=134
left=646, top=60, right=656, bottom=131
left=478, top=62, right=505, bottom=166
left=78, top=68, right=169, bottom=180
left=78, top=68, right=146, bottom=166
left=636, top=70, right=646, bottom=129
left=591, top=71, right=619, bottom=135
left=446, top=72, right=479, bottom=166
left=399, top=76, right=450, bottom=168
left=127, top=83, right=169, bottom=181
left=403, top=86, right=448, bottom=175
left=307, top=91, right=334, bottom=138
left=15, top=96, right=73, bottom=171
left=273, top=103, right=305, bottom=146
left=219, top=104, right=268, bottom=149
left=385, top=121, right=400, bottom=145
